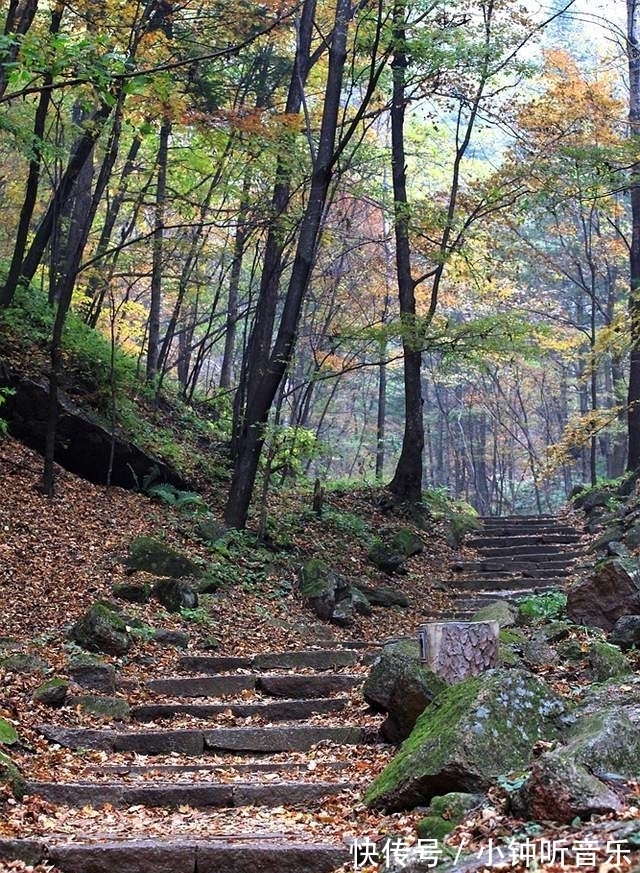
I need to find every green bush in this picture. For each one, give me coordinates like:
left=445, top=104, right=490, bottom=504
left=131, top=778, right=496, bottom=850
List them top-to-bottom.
left=517, top=590, right=567, bottom=621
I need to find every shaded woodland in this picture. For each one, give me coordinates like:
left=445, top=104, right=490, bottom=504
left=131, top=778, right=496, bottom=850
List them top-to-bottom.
left=1, top=0, right=640, bottom=523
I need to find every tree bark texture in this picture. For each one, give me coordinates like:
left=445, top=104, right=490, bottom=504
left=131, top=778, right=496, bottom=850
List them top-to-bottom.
left=419, top=621, right=499, bottom=684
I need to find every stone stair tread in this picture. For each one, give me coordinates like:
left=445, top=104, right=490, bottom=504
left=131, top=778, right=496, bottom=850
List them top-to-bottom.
left=178, top=650, right=361, bottom=673
left=145, top=672, right=362, bottom=699
left=131, top=696, right=349, bottom=722
left=38, top=723, right=365, bottom=754
left=89, top=759, right=350, bottom=775
left=25, top=778, right=352, bottom=809
left=0, top=836, right=349, bottom=873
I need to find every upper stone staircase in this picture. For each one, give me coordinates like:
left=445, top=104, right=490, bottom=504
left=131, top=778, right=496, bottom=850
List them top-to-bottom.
left=446, top=514, right=584, bottom=618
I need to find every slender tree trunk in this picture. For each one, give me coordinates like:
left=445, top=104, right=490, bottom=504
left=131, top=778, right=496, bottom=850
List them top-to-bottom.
left=224, top=0, right=351, bottom=528
left=628, top=0, right=640, bottom=470
left=147, top=116, right=171, bottom=382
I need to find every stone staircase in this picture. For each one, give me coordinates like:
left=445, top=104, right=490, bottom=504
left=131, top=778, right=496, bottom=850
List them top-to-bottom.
left=446, top=514, right=584, bottom=618
left=1, top=645, right=383, bottom=873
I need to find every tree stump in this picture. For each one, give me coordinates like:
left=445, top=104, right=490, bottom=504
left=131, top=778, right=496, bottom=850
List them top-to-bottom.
left=418, top=621, right=499, bottom=684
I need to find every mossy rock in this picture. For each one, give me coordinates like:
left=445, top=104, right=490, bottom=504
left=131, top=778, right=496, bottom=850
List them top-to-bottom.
left=195, top=517, right=228, bottom=544
left=391, top=528, right=424, bottom=558
left=126, top=535, right=202, bottom=578
left=299, top=558, right=352, bottom=624
left=112, top=582, right=151, bottom=604
left=472, top=600, right=517, bottom=628
left=70, top=603, right=132, bottom=655
left=364, top=640, right=447, bottom=743
left=588, top=640, right=631, bottom=681
left=0, top=652, right=48, bottom=674
left=365, top=668, right=567, bottom=812
left=33, top=678, right=69, bottom=707
left=69, top=694, right=130, bottom=720
left=562, top=708, right=640, bottom=778
left=0, top=718, right=18, bottom=746
left=0, top=751, right=26, bottom=800
left=416, top=792, right=484, bottom=840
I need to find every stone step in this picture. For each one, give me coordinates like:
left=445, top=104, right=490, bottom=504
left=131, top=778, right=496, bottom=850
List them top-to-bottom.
left=478, top=514, right=563, bottom=524
left=467, top=533, right=581, bottom=548
left=472, top=543, right=582, bottom=558
left=452, top=561, right=573, bottom=576
left=452, top=576, right=567, bottom=592
left=178, top=649, right=362, bottom=673
left=146, top=672, right=362, bottom=699
left=131, top=696, right=348, bottom=723
left=39, top=724, right=365, bottom=754
left=88, top=760, right=350, bottom=776
left=25, top=778, right=351, bottom=809
left=0, top=837, right=349, bottom=873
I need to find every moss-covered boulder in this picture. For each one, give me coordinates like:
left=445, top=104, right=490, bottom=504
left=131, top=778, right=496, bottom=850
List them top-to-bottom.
left=368, top=528, right=423, bottom=573
left=125, top=535, right=202, bottom=578
left=299, top=558, right=367, bottom=626
left=151, top=578, right=198, bottom=613
left=354, top=584, right=409, bottom=608
left=471, top=600, right=517, bottom=628
left=70, top=604, right=132, bottom=655
left=364, top=640, right=446, bottom=743
left=588, top=640, right=631, bottom=681
left=365, top=668, right=566, bottom=811
left=33, top=678, right=69, bottom=707
left=69, top=694, right=130, bottom=720
left=0, top=718, right=18, bottom=746
left=0, top=751, right=26, bottom=800
left=416, top=792, right=484, bottom=841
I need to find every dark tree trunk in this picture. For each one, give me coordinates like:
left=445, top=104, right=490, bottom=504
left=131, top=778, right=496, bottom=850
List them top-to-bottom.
left=224, top=0, right=351, bottom=528
left=628, top=0, right=640, bottom=470
left=387, top=2, right=424, bottom=503
left=147, top=117, right=171, bottom=382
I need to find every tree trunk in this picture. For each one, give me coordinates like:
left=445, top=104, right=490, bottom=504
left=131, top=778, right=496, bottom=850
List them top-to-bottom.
left=224, top=0, right=351, bottom=528
left=628, top=0, right=640, bottom=470
left=387, top=1, right=424, bottom=503
left=147, top=116, right=171, bottom=382
left=419, top=620, right=499, bottom=684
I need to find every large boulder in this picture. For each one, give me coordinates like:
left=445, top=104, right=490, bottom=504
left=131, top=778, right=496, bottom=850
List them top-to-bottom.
left=0, top=368, right=188, bottom=490
left=125, top=536, right=202, bottom=578
left=566, top=558, right=640, bottom=630
left=70, top=604, right=132, bottom=655
left=363, top=641, right=446, bottom=743
left=365, top=668, right=566, bottom=812
left=515, top=707, right=640, bottom=822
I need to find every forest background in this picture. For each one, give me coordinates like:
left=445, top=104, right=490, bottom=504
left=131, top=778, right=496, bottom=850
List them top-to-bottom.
left=1, top=0, right=638, bottom=526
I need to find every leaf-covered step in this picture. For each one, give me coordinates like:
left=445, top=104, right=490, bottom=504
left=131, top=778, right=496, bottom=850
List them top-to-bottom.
left=467, top=532, right=581, bottom=548
left=178, top=649, right=361, bottom=673
left=146, top=673, right=362, bottom=699
left=131, top=696, right=348, bottom=723
left=38, top=724, right=365, bottom=754
left=89, top=759, right=350, bottom=776
left=25, top=778, right=351, bottom=809
left=0, top=838, right=349, bottom=873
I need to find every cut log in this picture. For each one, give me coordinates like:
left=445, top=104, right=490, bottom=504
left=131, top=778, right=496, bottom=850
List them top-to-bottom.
left=418, top=620, right=499, bottom=684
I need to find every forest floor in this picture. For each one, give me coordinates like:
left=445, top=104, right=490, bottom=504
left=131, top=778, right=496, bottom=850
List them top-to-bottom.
left=1, top=436, right=639, bottom=873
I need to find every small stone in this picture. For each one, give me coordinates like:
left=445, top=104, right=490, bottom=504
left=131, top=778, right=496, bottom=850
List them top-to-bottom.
left=126, top=536, right=202, bottom=578
left=112, top=583, right=151, bottom=604
left=70, top=604, right=132, bottom=655
left=609, top=615, right=640, bottom=651
left=152, top=629, right=189, bottom=648
left=588, top=640, right=631, bottom=681
left=1, top=652, right=48, bottom=674
left=67, top=656, right=116, bottom=693
left=33, top=678, right=69, bottom=707
left=69, top=694, right=130, bottom=720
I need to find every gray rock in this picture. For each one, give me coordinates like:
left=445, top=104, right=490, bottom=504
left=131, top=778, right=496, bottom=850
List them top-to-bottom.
left=567, top=558, right=640, bottom=630
left=299, top=559, right=354, bottom=625
left=151, top=579, right=198, bottom=613
left=355, top=585, right=409, bottom=608
left=70, top=604, right=132, bottom=655
left=610, top=615, right=640, bottom=651
left=152, top=629, right=189, bottom=648
left=521, top=633, right=559, bottom=666
left=0, top=653, right=48, bottom=674
left=67, top=658, right=116, bottom=692
left=365, top=668, right=566, bottom=812
left=68, top=694, right=131, bottom=720
left=515, top=752, right=621, bottom=822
